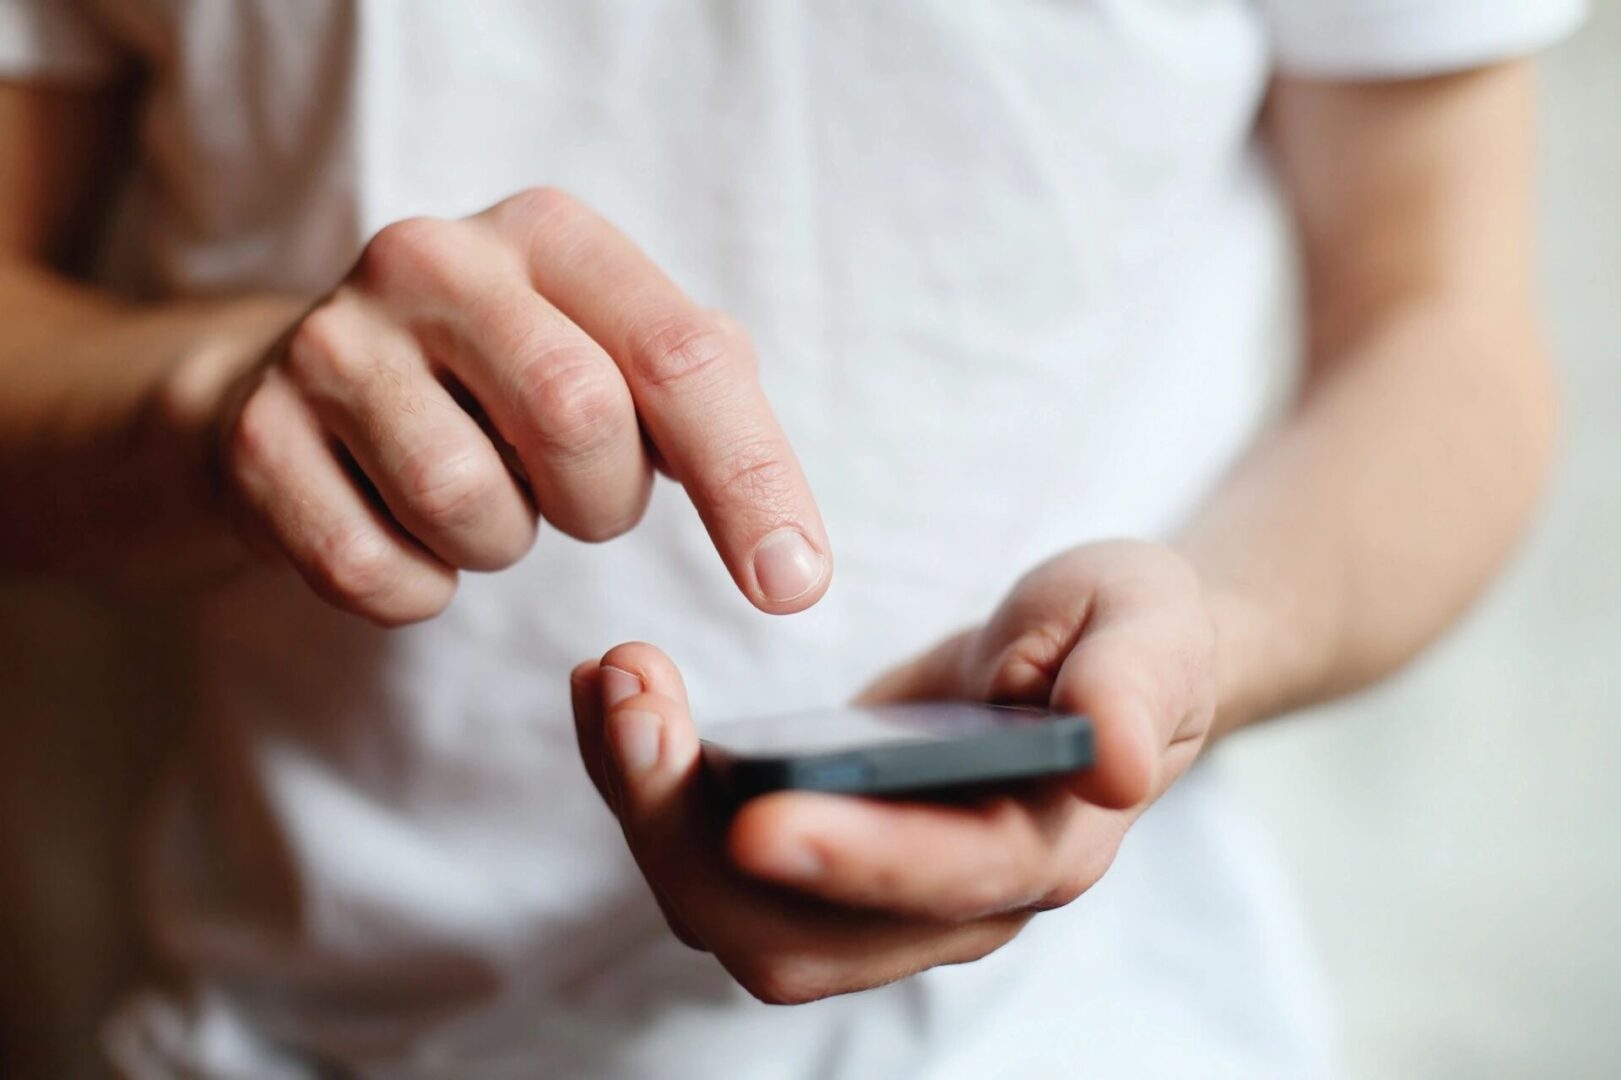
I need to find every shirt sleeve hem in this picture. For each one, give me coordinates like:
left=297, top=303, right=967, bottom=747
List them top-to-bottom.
left=1268, top=0, right=1587, bottom=80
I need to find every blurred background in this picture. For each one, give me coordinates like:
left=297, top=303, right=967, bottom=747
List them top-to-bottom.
left=1218, top=8, right=1621, bottom=1077
left=1, top=9, right=1617, bottom=1080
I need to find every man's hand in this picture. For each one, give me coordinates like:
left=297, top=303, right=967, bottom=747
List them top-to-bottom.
left=221, top=188, right=830, bottom=624
left=570, top=541, right=1217, bottom=1004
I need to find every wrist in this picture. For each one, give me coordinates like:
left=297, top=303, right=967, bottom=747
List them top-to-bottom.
left=118, top=295, right=304, bottom=587
left=152, top=296, right=302, bottom=434
left=1192, top=568, right=1336, bottom=740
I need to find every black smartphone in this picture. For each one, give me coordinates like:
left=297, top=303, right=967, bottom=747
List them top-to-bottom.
left=700, top=702, right=1093, bottom=803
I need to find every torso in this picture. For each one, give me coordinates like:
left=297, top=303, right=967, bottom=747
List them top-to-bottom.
left=92, top=2, right=1328, bottom=1074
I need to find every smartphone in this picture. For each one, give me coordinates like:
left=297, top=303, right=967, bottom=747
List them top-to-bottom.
left=700, top=702, right=1093, bottom=802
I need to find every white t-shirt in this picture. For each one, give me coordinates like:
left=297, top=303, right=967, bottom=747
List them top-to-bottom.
left=0, top=2, right=1582, bottom=1077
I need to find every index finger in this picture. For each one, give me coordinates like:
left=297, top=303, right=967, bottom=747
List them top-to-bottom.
left=487, top=189, right=831, bottom=613
left=727, top=786, right=1096, bottom=923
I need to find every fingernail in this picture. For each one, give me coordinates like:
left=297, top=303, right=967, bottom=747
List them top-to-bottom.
left=751, top=529, right=824, bottom=603
left=601, top=665, right=642, bottom=709
left=611, top=709, right=663, bottom=777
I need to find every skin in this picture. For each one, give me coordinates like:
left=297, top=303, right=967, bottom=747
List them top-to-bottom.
left=0, top=60, right=1555, bottom=1007
left=570, top=63, right=1557, bottom=1003
left=0, top=90, right=830, bottom=621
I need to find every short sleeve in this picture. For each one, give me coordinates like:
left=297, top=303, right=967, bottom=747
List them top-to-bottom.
left=0, top=0, right=127, bottom=82
left=1257, top=0, right=1587, bottom=79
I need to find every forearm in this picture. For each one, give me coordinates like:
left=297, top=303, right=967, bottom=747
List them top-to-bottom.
left=0, top=257, right=301, bottom=584
left=1177, top=298, right=1555, bottom=737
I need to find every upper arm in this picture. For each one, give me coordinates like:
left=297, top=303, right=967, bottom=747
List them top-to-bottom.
left=1263, top=63, right=1539, bottom=361
left=0, top=79, right=133, bottom=269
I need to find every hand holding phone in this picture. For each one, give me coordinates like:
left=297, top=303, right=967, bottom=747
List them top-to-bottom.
left=570, top=544, right=1220, bottom=1006
left=570, top=642, right=1141, bottom=1007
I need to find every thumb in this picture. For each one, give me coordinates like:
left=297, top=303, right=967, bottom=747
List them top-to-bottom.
left=1048, top=624, right=1166, bottom=811
left=577, top=641, right=707, bottom=950
left=590, top=641, right=701, bottom=840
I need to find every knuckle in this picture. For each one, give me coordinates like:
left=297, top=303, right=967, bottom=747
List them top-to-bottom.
left=500, top=185, right=579, bottom=228
left=358, top=216, right=458, bottom=290
left=284, top=304, right=354, bottom=386
left=706, top=308, right=748, bottom=340
left=707, top=309, right=758, bottom=370
left=628, top=315, right=731, bottom=389
left=518, top=356, right=625, bottom=452
left=227, top=389, right=281, bottom=477
left=398, top=446, right=500, bottom=531
left=712, top=448, right=797, bottom=510
left=312, top=529, right=401, bottom=609
left=986, top=629, right=1072, bottom=702
left=958, top=803, right=1043, bottom=913
left=1078, top=835, right=1123, bottom=889
left=1032, top=836, right=1116, bottom=912
left=845, top=856, right=907, bottom=905
left=1033, top=872, right=1091, bottom=912
left=956, top=874, right=1015, bottom=919
left=956, top=920, right=1026, bottom=965
left=939, top=930, right=1000, bottom=969
left=733, top=955, right=835, bottom=1008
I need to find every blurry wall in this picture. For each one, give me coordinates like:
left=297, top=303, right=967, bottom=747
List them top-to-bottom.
left=1218, top=10, right=1621, bottom=1078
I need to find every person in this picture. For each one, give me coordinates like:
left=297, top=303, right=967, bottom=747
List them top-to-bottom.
left=0, top=1, right=1583, bottom=1076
